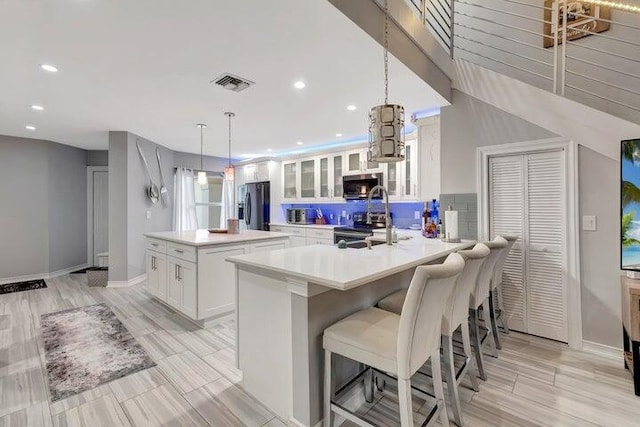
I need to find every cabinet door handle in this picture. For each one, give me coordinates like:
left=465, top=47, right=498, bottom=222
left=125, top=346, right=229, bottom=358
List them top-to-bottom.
left=151, top=243, right=159, bottom=247
left=174, top=249, right=184, bottom=254
left=152, top=256, right=155, bottom=270
left=175, top=264, right=178, bottom=280
left=178, top=265, right=182, bottom=281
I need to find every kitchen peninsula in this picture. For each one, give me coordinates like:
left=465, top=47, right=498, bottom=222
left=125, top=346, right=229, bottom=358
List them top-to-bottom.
left=143, top=229, right=289, bottom=326
left=226, top=234, right=473, bottom=426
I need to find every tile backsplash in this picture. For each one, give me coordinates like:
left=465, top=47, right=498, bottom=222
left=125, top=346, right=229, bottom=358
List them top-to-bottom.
left=281, top=201, right=433, bottom=229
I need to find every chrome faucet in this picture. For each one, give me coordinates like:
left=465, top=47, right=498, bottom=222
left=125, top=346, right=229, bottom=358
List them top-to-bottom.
left=366, top=185, right=392, bottom=245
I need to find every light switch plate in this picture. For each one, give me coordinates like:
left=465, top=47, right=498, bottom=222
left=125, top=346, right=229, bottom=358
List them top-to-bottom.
left=146, top=210, right=152, bottom=219
left=414, top=211, right=421, bottom=220
left=582, top=215, right=596, bottom=231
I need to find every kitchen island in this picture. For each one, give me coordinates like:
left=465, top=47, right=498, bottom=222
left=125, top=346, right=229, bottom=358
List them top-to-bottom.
left=143, top=229, right=289, bottom=326
left=226, top=233, right=473, bottom=426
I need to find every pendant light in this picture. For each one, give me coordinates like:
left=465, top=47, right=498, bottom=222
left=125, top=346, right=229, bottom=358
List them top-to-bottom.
left=367, top=0, right=405, bottom=163
left=223, top=112, right=235, bottom=181
left=196, top=123, right=207, bottom=185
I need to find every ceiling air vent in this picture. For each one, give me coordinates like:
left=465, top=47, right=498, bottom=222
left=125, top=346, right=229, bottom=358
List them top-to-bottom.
left=211, top=73, right=255, bottom=92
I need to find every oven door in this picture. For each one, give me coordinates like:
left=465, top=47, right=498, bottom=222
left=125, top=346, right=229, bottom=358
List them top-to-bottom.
left=333, top=230, right=373, bottom=244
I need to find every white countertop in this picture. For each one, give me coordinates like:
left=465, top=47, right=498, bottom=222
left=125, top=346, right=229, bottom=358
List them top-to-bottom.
left=269, top=223, right=337, bottom=230
left=144, top=230, right=290, bottom=247
left=227, top=233, right=474, bottom=290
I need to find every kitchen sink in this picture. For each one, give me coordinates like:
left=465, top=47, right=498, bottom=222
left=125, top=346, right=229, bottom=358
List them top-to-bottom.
left=346, top=240, right=387, bottom=249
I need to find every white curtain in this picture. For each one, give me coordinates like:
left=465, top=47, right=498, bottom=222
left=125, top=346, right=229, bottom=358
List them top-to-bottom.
left=173, top=168, right=198, bottom=231
left=220, top=177, right=235, bottom=228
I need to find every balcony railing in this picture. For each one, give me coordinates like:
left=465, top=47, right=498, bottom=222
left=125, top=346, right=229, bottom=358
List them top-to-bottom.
left=405, top=0, right=640, bottom=124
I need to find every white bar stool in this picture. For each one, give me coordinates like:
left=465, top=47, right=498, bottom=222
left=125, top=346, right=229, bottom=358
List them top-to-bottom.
left=488, top=234, right=518, bottom=344
left=470, top=236, right=508, bottom=380
left=377, top=244, right=490, bottom=427
left=322, top=253, right=465, bottom=427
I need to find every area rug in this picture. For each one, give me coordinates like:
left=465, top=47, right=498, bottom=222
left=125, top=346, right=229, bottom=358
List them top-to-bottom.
left=0, top=279, right=47, bottom=295
left=41, top=303, right=156, bottom=401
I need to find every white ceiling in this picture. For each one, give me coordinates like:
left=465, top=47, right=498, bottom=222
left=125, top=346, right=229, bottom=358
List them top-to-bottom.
left=0, top=0, right=448, bottom=157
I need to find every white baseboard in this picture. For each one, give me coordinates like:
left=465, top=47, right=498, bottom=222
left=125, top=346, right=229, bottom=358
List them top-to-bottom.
left=0, top=263, right=90, bottom=285
left=107, top=273, right=146, bottom=288
left=582, top=340, right=624, bottom=360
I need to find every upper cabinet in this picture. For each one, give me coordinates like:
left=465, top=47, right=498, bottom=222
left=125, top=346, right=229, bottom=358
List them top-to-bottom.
left=345, top=148, right=384, bottom=175
left=316, top=153, right=345, bottom=200
left=299, top=159, right=316, bottom=199
left=283, top=160, right=298, bottom=201
left=243, top=161, right=270, bottom=183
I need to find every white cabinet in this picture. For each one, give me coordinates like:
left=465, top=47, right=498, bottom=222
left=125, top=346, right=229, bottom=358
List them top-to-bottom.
left=401, top=140, right=419, bottom=200
left=345, top=148, right=383, bottom=175
left=317, top=154, right=345, bottom=200
left=299, top=159, right=316, bottom=199
left=243, top=161, right=270, bottom=183
left=283, top=161, right=298, bottom=201
left=271, top=225, right=334, bottom=247
left=145, top=235, right=289, bottom=324
left=198, top=245, right=247, bottom=319
left=145, top=250, right=167, bottom=299
left=167, top=257, right=197, bottom=319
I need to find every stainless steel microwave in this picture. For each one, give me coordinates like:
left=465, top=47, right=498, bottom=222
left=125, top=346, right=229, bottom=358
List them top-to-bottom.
left=342, top=173, right=384, bottom=200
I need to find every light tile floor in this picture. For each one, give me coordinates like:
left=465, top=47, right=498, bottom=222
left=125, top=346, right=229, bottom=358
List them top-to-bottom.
left=0, top=274, right=637, bottom=426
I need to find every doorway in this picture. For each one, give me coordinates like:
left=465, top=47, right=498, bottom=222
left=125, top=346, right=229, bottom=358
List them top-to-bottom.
left=478, top=138, right=581, bottom=348
left=87, top=166, right=108, bottom=266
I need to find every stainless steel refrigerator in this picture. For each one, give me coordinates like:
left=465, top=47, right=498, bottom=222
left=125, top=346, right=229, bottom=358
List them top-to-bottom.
left=238, top=181, right=270, bottom=231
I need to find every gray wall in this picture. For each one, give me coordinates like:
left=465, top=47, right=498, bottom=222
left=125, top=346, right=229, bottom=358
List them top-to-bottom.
left=440, top=90, right=621, bottom=348
left=441, top=90, right=557, bottom=194
left=108, top=132, right=129, bottom=282
left=0, top=135, right=88, bottom=279
left=48, top=142, right=88, bottom=272
left=579, top=146, right=620, bottom=347
left=87, top=150, right=108, bottom=166
left=173, top=151, right=229, bottom=172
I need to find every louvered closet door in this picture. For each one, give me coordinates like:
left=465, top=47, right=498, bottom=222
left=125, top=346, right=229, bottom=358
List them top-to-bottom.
left=489, top=150, right=567, bottom=343
left=525, top=151, right=567, bottom=342
left=489, top=156, right=526, bottom=333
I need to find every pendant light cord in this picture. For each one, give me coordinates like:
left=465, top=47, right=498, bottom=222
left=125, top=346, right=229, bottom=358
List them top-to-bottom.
left=384, top=0, right=389, bottom=105
left=228, top=114, right=232, bottom=167
left=200, top=125, right=204, bottom=172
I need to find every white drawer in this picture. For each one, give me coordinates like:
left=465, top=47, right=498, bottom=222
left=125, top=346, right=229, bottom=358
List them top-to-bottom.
left=271, top=225, right=305, bottom=236
left=306, top=228, right=334, bottom=239
left=305, top=237, right=334, bottom=246
left=145, top=238, right=167, bottom=253
left=167, top=242, right=197, bottom=263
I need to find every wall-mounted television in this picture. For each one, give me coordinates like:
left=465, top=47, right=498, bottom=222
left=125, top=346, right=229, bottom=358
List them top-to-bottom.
left=621, top=138, right=640, bottom=271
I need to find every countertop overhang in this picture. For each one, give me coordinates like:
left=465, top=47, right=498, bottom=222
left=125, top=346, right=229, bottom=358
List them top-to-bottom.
left=144, top=230, right=290, bottom=247
left=227, top=234, right=474, bottom=290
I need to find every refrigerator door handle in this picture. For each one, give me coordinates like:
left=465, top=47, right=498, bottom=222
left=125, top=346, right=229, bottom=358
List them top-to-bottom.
left=245, top=192, right=251, bottom=226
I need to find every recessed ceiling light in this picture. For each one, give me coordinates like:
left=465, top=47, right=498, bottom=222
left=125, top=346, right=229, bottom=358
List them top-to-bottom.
left=40, top=64, right=58, bottom=73
left=294, top=81, right=306, bottom=89
left=31, top=105, right=44, bottom=111
left=347, top=105, right=356, bottom=111
left=25, top=125, right=36, bottom=131
left=336, top=133, right=343, bottom=137
left=297, top=141, right=303, bottom=145
left=267, top=149, right=273, bottom=152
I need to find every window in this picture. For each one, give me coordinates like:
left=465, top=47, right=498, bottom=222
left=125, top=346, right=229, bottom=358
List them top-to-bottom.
left=194, top=173, right=223, bottom=229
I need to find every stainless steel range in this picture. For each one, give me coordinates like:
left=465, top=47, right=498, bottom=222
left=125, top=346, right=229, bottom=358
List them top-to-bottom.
left=333, top=212, right=392, bottom=244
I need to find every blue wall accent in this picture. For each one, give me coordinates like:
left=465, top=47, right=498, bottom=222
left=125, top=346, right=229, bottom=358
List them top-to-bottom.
left=282, top=200, right=437, bottom=229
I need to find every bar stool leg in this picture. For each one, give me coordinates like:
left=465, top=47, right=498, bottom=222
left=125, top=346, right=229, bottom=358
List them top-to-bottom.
left=496, top=284, right=510, bottom=333
left=488, top=292, right=502, bottom=350
left=482, top=300, right=499, bottom=358
left=469, top=308, right=487, bottom=381
left=461, top=321, right=480, bottom=392
left=442, top=335, right=463, bottom=426
left=323, top=349, right=334, bottom=427
left=431, top=349, right=450, bottom=427
left=364, top=367, right=374, bottom=403
left=398, top=377, right=414, bottom=427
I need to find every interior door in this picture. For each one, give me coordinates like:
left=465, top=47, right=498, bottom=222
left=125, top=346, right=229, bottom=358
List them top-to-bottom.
left=489, top=150, right=568, bottom=342
left=92, top=169, right=109, bottom=265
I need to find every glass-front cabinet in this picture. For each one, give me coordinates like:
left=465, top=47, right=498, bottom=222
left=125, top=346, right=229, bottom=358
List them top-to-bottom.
left=403, top=140, right=419, bottom=199
left=344, top=149, right=383, bottom=174
left=332, top=154, right=344, bottom=199
left=319, top=157, right=329, bottom=198
left=300, top=159, right=316, bottom=199
left=283, top=161, right=298, bottom=200
left=385, top=162, right=400, bottom=199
